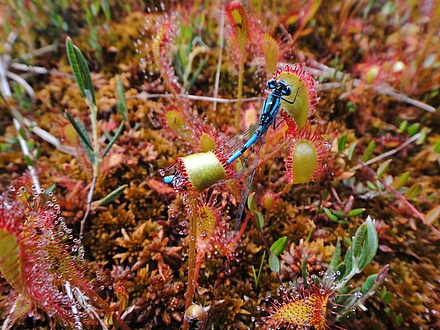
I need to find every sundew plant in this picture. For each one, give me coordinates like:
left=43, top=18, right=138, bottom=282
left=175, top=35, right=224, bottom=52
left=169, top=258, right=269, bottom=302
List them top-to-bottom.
left=0, top=0, right=439, bottom=329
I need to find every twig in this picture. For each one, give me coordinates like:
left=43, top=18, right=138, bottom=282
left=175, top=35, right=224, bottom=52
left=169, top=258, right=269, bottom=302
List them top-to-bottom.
left=213, top=6, right=225, bottom=111
left=0, top=35, right=41, bottom=193
left=303, top=61, right=436, bottom=113
left=135, top=91, right=262, bottom=103
left=13, top=118, right=41, bottom=193
left=23, top=119, right=78, bottom=156
left=349, top=132, right=422, bottom=172
left=356, top=160, right=440, bottom=238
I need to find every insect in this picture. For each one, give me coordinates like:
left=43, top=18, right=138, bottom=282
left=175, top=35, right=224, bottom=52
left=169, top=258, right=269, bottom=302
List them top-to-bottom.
left=163, top=78, right=302, bottom=189
left=226, top=78, right=299, bottom=164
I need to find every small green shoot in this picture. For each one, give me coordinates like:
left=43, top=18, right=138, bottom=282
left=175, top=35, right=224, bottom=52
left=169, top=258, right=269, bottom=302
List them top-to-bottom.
left=361, top=140, right=375, bottom=162
left=252, top=250, right=266, bottom=288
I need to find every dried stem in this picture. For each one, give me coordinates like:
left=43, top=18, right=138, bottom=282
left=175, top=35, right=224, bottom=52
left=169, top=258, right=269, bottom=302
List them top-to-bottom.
left=213, top=6, right=224, bottom=112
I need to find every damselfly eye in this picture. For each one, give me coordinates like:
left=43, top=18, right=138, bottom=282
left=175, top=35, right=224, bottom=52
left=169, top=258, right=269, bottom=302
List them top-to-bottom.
left=266, top=78, right=277, bottom=90
left=281, top=84, right=292, bottom=96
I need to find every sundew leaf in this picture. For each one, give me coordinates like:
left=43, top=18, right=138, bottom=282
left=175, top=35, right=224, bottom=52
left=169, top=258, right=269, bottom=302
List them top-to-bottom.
left=225, top=1, right=248, bottom=55
left=261, top=33, right=279, bottom=74
left=0, top=229, right=24, bottom=292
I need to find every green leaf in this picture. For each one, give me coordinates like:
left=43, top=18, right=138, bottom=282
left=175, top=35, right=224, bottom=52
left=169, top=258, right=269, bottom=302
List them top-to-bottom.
left=101, top=0, right=111, bottom=21
left=66, top=37, right=96, bottom=105
left=116, top=76, right=128, bottom=121
left=64, top=111, right=93, bottom=151
left=399, top=120, right=408, bottom=132
left=102, top=122, right=124, bottom=158
left=407, top=123, right=419, bottom=137
left=416, top=127, right=428, bottom=144
left=338, top=134, right=347, bottom=152
left=78, top=136, right=95, bottom=164
left=433, top=139, right=440, bottom=153
left=361, top=140, right=375, bottom=162
left=347, top=141, right=358, bottom=161
left=24, top=155, right=34, bottom=167
left=377, top=159, right=392, bottom=179
left=391, top=171, right=410, bottom=190
left=366, top=180, right=377, bottom=190
left=404, top=183, right=422, bottom=200
left=95, top=185, right=127, bottom=207
left=247, top=192, right=256, bottom=214
left=425, top=205, right=440, bottom=225
left=324, top=207, right=338, bottom=222
left=347, top=208, right=365, bottom=218
left=332, top=210, right=346, bottom=219
left=255, top=211, right=265, bottom=232
left=358, top=216, right=378, bottom=270
left=352, top=221, right=367, bottom=259
left=270, top=236, right=287, bottom=256
left=330, top=240, right=341, bottom=269
left=343, top=247, right=353, bottom=277
left=252, top=250, right=266, bottom=287
left=268, top=254, right=280, bottom=272
left=301, top=256, right=308, bottom=281
left=334, top=263, right=346, bottom=280
left=251, top=265, right=257, bottom=286
left=360, top=274, right=377, bottom=295
left=380, top=288, right=392, bottom=304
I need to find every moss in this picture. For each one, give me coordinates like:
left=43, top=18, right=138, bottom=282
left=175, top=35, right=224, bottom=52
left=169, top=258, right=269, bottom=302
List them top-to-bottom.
left=1, top=0, right=440, bottom=329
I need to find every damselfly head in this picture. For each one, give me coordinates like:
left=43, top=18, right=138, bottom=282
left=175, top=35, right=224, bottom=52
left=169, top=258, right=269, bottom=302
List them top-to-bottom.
left=266, top=78, right=277, bottom=89
left=279, top=80, right=292, bottom=96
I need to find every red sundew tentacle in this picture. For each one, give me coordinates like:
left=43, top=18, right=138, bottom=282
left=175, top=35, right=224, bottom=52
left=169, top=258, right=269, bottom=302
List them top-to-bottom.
left=224, top=1, right=248, bottom=62
left=152, top=13, right=183, bottom=97
left=281, top=110, right=299, bottom=137
left=212, top=149, right=236, bottom=178
left=0, top=173, right=119, bottom=328
left=264, top=280, right=334, bottom=330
